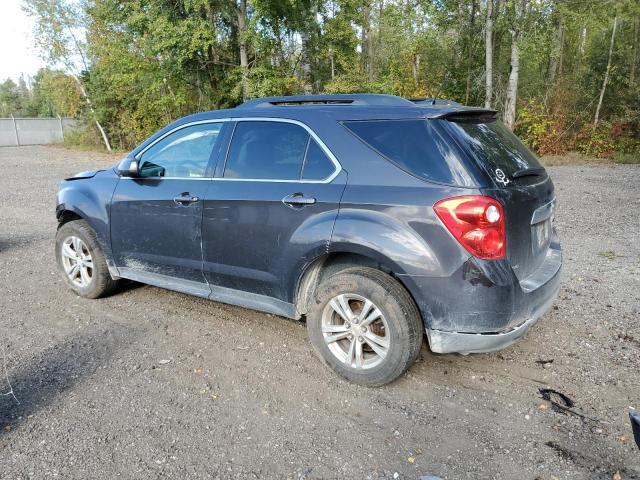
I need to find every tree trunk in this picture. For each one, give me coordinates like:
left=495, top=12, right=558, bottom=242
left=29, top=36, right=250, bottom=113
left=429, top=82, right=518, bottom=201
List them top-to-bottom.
left=236, top=0, right=249, bottom=101
left=465, top=0, right=478, bottom=105
left=484, top=0, right=494, bottom=108
left=503, top=0, right=524, bottom=131
left=301, top=2, right=318, bottom=93
left=362, top=2, right=373, bottom=81
left=360, top=9, right=367, bottom=73
left=548, top=13, right=564, bottom=86
left=594, top=16, right=618, bottom=126
left=630, top=16, right=639, bottom=86
left=557, top=19, right=564, bottom=77
left=579, top=25, right=586, bottom=57
left=301, top=30, right=313, bottom=93
left=330, top=49, right=335, bottom=80
left=412, top=53, right=420, bottom=87
left=71, top=74, right=111, bottom=151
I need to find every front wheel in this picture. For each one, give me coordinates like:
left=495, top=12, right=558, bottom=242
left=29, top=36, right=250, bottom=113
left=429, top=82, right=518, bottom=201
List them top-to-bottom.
left=55, top=220, right=118, bottom=299
left=306, top=267, right=423, bottom=386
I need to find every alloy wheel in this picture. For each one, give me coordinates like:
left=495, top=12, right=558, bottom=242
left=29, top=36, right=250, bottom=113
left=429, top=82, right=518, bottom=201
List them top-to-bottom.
left=60, top=236, right=94, bottom=288
left=321, top=293, right=390, bottom=370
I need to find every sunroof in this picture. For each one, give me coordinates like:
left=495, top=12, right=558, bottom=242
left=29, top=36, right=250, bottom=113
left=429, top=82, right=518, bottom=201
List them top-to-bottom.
left=269, top=99, right=354, bottom=106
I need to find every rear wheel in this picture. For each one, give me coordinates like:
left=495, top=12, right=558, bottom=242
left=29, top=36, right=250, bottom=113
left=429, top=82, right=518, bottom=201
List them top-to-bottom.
left=55, top=220, right=118, bottom=299
left=306, top=267, right=423, bottom=386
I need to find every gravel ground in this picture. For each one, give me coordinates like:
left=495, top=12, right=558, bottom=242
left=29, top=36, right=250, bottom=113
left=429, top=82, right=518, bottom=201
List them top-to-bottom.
left=0, top=145, right=638, bottom=480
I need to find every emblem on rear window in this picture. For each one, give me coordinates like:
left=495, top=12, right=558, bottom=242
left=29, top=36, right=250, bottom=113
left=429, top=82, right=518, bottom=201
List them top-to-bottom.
left=495, top=168, right=510, bottom=186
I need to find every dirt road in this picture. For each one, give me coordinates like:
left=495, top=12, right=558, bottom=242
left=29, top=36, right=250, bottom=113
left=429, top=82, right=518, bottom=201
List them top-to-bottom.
left=0, top=146, right=638, bottom=479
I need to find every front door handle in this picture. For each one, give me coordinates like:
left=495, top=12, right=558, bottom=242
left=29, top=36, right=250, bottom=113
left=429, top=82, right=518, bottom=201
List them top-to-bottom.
left=173, top=192, right=200, bottom=205
left=282, top=193, right=316, bottom=209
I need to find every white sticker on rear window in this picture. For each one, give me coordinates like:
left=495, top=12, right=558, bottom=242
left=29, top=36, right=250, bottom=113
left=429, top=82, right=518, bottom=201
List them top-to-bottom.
left=495, top=168, right=510, bottom=186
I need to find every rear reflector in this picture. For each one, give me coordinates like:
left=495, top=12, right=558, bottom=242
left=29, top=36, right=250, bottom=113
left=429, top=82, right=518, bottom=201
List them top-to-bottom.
left=434, top=195, right=506, bottom=260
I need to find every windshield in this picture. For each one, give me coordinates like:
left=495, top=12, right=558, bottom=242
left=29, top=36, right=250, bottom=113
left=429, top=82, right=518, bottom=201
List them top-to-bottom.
left=445, top=119, right=545, bottom=182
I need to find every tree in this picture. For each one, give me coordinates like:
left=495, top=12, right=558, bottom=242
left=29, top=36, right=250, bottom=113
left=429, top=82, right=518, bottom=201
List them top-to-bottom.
left=20, top=0, right=639, bottom=155
left=24, top=0, right=112, bottom=150
left=236, top=0, right=250, bottom=100
left=465, top=0, right=478, bottom=105
left=484, top=0, right=495, bottom=108
left=503, top=0, right=527, bottom=131
left=594, top=15, right=618, bottom=125
left=629, top=15, right=638, bottom=86
left=0, top=79, right=23, bottom=117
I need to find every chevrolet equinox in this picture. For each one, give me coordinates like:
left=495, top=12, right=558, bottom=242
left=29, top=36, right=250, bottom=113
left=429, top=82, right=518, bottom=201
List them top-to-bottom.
left=55, top=94, right=562, bottom=386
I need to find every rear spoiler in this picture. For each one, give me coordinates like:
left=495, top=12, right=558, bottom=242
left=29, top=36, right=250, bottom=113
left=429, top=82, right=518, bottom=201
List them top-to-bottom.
left=429, top=108, right=498, bottom=123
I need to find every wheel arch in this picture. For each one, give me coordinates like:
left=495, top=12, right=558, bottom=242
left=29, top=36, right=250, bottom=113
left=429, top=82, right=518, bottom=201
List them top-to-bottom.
left=55, top=203, right=115, bottom=270
left=56, top=208, right=84, bottom=228
left=294, top=249, right=420, bottom=321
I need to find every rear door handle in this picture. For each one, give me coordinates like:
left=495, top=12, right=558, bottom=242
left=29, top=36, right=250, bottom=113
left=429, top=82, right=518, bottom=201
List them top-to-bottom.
left=173, top=192, right=200, bottom=205
left=282, top=193, right=316, bottom=208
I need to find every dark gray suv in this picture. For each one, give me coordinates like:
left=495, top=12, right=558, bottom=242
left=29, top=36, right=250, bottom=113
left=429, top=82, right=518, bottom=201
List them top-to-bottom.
left=55, top=94, right=561, bottom=386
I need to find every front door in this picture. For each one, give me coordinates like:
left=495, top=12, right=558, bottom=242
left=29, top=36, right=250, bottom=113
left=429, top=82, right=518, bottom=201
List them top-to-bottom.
left=202, top=119, right=346, bottom=305
left=110, top=121, right=225, bottom=292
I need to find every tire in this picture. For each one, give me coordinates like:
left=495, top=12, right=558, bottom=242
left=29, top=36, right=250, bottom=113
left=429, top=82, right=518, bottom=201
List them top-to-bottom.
left=55, top=219, right=119, bottom=299
left=306, top=266, right=423, bottom=386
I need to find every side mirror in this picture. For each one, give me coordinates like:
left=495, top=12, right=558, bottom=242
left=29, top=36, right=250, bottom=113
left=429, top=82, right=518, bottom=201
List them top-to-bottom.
left=117, top=157, right=139, bottom=177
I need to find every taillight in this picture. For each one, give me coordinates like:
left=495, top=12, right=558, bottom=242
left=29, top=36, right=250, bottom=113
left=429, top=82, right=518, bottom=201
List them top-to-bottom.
left=434, top=195, right=506, bottom=260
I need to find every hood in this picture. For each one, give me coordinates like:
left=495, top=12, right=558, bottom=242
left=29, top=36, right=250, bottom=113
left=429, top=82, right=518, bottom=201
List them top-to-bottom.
left=65, top=169, right=104, bottom=181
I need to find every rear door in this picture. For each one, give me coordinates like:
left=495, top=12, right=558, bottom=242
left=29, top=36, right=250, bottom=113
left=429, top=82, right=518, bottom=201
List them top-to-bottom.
left=442, top=118, right=556, bottom=280
left=201, top=119, right=346, bottom=304
left=110, top=121, right=226, bottom=288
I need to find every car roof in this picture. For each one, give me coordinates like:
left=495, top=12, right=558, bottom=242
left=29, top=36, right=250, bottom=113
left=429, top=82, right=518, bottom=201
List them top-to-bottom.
left=174, top=94, right=496, bottom=124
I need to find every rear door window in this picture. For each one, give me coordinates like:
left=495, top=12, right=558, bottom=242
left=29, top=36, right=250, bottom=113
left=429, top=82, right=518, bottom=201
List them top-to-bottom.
left=342, top=119, right=475, bottom=186
left=445, top=119, right=546, bottom=182
left=224, top=121, right=336, bottom=181
left=224, top=121, right=308, bottom=180
left=302, top=139, right=335, bottom=180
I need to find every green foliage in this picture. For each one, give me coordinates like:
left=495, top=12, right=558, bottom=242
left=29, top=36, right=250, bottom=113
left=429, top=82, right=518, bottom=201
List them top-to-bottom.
left=19, top=0, right=640, bottom=155
left=0, top=69, right=82, bottom=118
left=323, top=73, right=391, bottom=94
left=0, top=79, right=24, bottom=117
left=515, top=99, right=566, bottom=156
left=62, top=121, right=106, bottom=150
left=575, top=122, right=616, bottom=158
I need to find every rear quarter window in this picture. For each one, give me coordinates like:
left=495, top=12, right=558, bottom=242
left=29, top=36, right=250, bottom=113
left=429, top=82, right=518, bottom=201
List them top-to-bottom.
left=342, top=119, right=475, bottom=186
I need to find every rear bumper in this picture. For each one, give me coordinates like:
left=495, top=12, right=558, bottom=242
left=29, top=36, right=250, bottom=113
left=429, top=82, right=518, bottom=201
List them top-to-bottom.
left=401, top=245, right=562, bottom=354
left=426, top=265, right=560, bottom=353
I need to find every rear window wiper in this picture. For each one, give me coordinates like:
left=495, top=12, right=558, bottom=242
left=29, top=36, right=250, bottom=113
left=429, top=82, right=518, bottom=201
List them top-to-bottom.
left=512, top=167, right=546, bottom=179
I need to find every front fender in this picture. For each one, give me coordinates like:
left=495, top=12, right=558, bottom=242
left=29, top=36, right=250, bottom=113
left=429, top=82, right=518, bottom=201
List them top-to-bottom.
left=56, top=170, right=120, bottom=265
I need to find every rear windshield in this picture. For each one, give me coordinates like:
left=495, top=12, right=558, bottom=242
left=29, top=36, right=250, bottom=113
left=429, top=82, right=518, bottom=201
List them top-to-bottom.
left=342, top=119, right=475, bottom=186
left=445, top=119, right=545, bottom=180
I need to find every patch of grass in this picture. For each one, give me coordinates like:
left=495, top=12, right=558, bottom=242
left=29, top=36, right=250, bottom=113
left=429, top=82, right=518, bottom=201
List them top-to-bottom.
left=612, top=152, right=640, bottom=164
left=598, top=250, right=622, bottom=260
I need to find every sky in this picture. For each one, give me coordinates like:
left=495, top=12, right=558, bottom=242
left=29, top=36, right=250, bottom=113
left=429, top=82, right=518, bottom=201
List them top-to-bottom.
left=0, top=0, right=46, bottom=82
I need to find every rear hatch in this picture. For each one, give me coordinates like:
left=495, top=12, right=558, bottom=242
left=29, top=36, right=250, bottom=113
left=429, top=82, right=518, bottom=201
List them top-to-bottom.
left=440, top=114, right=556, bottom=281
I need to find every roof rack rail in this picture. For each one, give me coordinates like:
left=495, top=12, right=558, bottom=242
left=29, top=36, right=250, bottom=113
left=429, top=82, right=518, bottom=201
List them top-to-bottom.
left=237, top=94, right=414, bottom=108
left=409, top=98, right=462, bottom=106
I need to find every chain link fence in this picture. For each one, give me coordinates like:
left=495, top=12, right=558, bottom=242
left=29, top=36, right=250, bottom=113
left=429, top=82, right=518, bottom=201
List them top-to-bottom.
left=0, top=117, right=79, bottom=147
